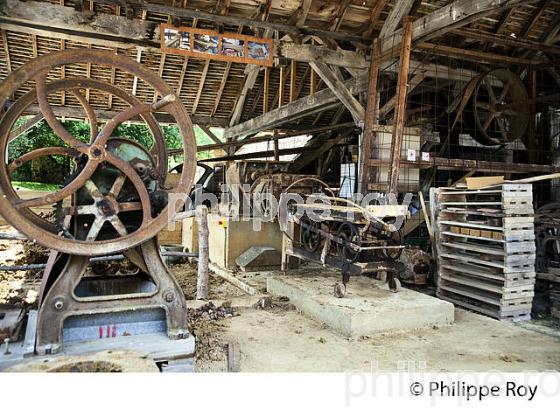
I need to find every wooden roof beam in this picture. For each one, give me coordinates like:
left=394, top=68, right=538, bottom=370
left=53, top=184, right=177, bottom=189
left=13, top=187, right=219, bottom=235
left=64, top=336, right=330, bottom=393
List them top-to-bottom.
left=88, top=0, right=372, bottom=44
left=363, top=0, right=389, bottom=37
left=379, top=0, right=539, bottom=55
left=379, top=0, right=416, bottom=39
left=520, top=0, right=552, bottom=39
left=0, top=1, right=368, bottom=69
left=453, top=28, right=560, bottom=54
left=1, top=29, right=11, bottom=74
left=225, top=59, right=487, bottom=140
left=192, top=60, right=210, bottom=114
left=309, top=61, right=365, bottom=124
left=23, top=104, right=229, bottom=127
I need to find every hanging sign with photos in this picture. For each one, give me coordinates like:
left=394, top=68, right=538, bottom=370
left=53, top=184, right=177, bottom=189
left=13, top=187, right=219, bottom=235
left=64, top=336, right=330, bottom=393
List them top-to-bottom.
left=160, top=24, right=274, bottom=67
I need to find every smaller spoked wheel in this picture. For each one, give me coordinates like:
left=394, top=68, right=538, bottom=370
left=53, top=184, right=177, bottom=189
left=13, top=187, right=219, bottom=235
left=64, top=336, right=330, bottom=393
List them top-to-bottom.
left=250, top=177, right=275, bottom=218
left=300, top=216, right=323, bottom=252
left=337, top=222, right=361, bottom=263
left=382, top=230, right=403, bottom=261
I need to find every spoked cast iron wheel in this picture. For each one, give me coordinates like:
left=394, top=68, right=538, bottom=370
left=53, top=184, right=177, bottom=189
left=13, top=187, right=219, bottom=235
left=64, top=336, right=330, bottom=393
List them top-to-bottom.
left=0, top=50, right=197, bottom=256
left=337, top=221, right=361, bottom=263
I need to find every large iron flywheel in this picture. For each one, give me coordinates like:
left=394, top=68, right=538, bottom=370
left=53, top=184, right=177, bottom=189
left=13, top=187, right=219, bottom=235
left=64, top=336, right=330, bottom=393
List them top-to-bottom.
left=0, top=50, right=197, bottom=255
left=467, top=69, right=529, bottom=145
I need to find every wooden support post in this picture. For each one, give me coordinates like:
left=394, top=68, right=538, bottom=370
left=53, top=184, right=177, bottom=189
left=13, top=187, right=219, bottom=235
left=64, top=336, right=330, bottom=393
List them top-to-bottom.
left=387, top=18, right=412, bottom=195
left=360, top=39, right=381, bottom=195
left=290, top=60, right=297, bottom=103
left=310, top=64, right=316, bottom=95
left=279, top=65, right=285, bottom=107
left=263, top=67, right=270, bottom=113
left=528, top=68, right=537, bottom=163
left=273, top=130, right=280, bottom=161
left=195, top=205, right=209, bottom=300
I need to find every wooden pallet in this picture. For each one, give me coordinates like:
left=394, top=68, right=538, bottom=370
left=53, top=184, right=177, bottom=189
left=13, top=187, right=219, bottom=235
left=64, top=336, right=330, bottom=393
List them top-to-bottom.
left=433, top=183, right=535, bottom=321
left=437, top=290, right=531, bottom=322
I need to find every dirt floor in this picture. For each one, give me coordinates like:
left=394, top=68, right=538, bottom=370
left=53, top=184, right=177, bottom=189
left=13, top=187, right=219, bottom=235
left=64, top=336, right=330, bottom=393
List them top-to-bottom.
left=0, top=226, right=46, bottom=308
left=1, top=234, right=558, bottom=373
left=187, top=265, right=560, bottom=372
left=211, top=304, right=560, bottom=372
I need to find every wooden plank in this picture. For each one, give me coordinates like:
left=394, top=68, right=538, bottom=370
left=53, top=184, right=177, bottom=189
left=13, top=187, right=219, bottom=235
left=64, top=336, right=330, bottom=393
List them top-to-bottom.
left=0, top=0, right=369, bottom=69
left=90, top=0, right=371, bottom=45
left=363, top=0, right=389, bottom=37
left=379, top=0, right=536, bottom=54
left=379, top=0, right=416, bottom=39
left=387, top=18, right=412, bottom=195
left=454, top=28, right=560, bottom=55
left=1, top=29, right=11, bottom=73
left=360, top=39, right=380, bottom=194
left=417, top=42, right=537, bottom=66
left=192, top=60, right=210, bottom=114
left=309, top=61, right=365, bottom=124
left=229, top=65, right=260, bottom=126
left=263, top=67, right=270, bottom=113
left=225, top=71, right=369, bottom=139
left=378, top=73, right=425, bottom=118
left=23, top=103, right=229, bottom=128
left=466, top=176, right=505, bottom=190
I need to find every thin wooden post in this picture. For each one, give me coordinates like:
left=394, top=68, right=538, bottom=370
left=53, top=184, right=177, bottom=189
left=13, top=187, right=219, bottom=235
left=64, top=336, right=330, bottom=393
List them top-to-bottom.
left=387, top=18, right=413, bottom=195
left=359, top=39, right=380, bottom=195
left=290, top=60, right=297, bottom=102
left=279, top=65, right=285, bottom=107
left=263, top=67, right=270, bottom=113
left=528, top=68, right=537, bottom=163
left=273, top=129, right=280, bottom=161
left=196, top=205, right=209, bottom=300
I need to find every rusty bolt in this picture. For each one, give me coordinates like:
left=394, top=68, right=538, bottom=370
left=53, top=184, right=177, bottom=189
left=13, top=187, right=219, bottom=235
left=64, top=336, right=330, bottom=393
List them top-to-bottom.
left=163, top=291, right=175, bottom=303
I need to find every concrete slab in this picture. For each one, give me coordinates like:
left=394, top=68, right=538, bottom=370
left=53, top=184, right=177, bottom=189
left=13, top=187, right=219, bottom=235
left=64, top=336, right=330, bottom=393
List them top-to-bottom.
left=267, top=274, right=454, bottom=337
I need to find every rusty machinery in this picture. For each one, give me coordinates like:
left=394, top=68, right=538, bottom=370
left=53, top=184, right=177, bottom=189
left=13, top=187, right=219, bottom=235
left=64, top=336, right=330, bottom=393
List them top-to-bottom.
left=0, top=50, right=197, bottom=354
left=460, top=69, right=529, bottom=145
left=282, top=193, right=408, bottom=295
left=535, top=203, right=560, bottom=273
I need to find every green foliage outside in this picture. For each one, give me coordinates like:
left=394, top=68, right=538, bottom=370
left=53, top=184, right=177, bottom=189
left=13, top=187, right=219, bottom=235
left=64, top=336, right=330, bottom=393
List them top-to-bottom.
left=8, top=117, right=222, bottom=184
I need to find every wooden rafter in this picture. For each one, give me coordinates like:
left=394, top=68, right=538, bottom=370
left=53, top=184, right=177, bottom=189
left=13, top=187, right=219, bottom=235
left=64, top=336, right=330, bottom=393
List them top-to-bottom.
left=295, top=0, right=312, bottom=27
left=330, top=0, right=351, bottom=32
left=363, top=0, right=389, bottom=37
left=379, top=0, right=416, bottom=39
left=379, top=0, right=536, bottom=54
left=520, top=0, right=552, bottom=38
left=107, top=3, right=120, bottom=109
left=496, top=7, right=516, bottom=34
left=131, top=9, right=147, bottom=97
left=211, top=24, right=242, bottom=116
left=454, top=28, right=560, bottom=54
left=1, top=29, right=11, bottom=74
left=418, top=42, right=538, bottom=65
left=192, top=60, right=210, bottom=114
left=290, top=60, right=297, bottom=103
left=310, top=62, right=365, bottom=124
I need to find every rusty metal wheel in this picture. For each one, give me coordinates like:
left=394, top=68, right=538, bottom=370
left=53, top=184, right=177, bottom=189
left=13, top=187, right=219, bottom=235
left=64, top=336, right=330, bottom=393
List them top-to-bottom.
left=0, top=50, right=196, bottom=256
left=470, top=69, right=529, bottom=145
left=250, top=175, right=275, bottom=217
left=336, top=221, right=361, bottom=263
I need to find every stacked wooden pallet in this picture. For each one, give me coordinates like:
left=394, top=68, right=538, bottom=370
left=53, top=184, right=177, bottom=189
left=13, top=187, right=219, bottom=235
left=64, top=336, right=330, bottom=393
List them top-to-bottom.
left=433, top=184, right=535, bottom=321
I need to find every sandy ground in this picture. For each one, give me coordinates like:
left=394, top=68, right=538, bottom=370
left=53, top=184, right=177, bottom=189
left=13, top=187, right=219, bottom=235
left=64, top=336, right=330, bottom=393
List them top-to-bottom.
left=1, top=234, right=558, bottom=373
left=206, top=303, right=560, bottom=372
